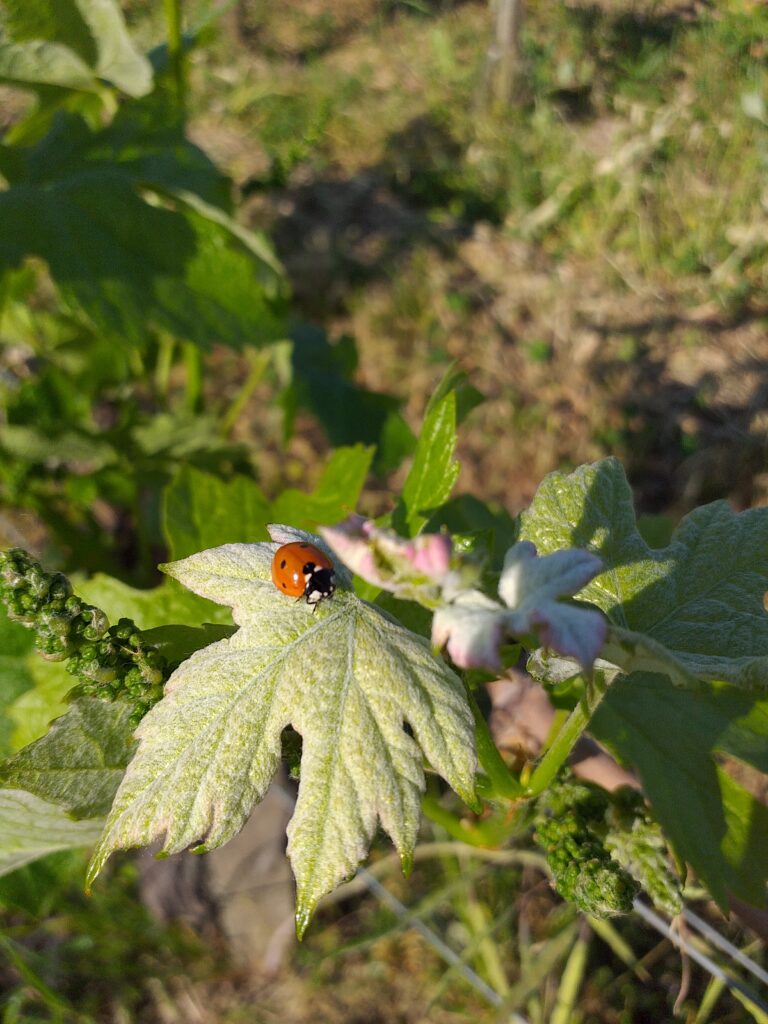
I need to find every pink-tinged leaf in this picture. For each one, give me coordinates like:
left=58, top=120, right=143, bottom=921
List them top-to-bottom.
left=322, top=517, right=459, bottom=609
left=498, top=543, right=604, bottom=609
left=432, top=592, right=506, bottom=670
left=508, top=604, right=607, bottom=674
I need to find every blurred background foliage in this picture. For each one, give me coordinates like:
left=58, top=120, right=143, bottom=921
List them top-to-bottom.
left=1, top=0, right=768, bottom=1020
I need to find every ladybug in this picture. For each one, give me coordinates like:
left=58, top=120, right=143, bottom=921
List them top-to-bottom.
left=271, top=542, right=336, bottom=606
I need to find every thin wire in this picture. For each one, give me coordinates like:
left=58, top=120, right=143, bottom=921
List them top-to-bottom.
left=273, top=785, right=526, bottom=1019
left=359, top=868, right=530, bottom=1022
left=632, top=900, right=768, bottom=1014
left=681, top=907, right=768, bottom=989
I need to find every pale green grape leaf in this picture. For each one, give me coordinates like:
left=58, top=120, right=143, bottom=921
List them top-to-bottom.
left=0, top=0, right=151, bottom=96
left=73, top=0, right=152, bottom=97
left=0, top=38, right=96, bottom=91
left=394, top=390, right=460, bottom=537
left=519, top=457, right=768, bottom=690
left=163, top=466, right=271, bottom=560
left=87, top=531, right=476, bottom=935
left=7, top=657, right=70, bottom=752
left=0, top=698, right=135, bottom=819
left=0, top=789, right=103, bottom=878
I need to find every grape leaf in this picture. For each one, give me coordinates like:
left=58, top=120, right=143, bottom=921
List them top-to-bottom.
left=0, top=38, right=95, bottom=92
left=0, top=176, right=286, bottom=349
left=287, top=325, right=406, bottom=458
left=270, top=445, right=374, bottom=531
left=519, top=457, right=768, bottom=690
left=520, top=458, right=768, bottom=906
left=86, top=528, right=477, bottom=935
left=75, top=573, right=231, bottom=630
left=593, top=675, right=768, bottom=907
left=0, top=698, right=136, bottom=820
left=0, top=789, right=103, bottom=878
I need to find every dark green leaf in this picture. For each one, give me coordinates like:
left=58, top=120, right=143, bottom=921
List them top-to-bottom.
left=0, top=173, right=286, bottom=348
left=289, top=325, right=403, bottom=449
left=393, top=390, right=459, bottom=536
left=271, top=445, right=374, bottom=529
left=163, top=466, right=271, bottom=561
left=140, top=623, right=235, bottom=665
left=593, top=675, right=768, bottom=907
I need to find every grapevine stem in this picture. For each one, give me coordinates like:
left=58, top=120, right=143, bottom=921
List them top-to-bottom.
left=163, top=0, right=186, bottom=118
left=155, top=333, right=175, bottom=398
left=183, top=342, right=203, bottom=413
left=219, top=346, right=272, bottom=436
left=526, top=674, right=608, bottom=797
left=467, top=688, right=525, bottom=800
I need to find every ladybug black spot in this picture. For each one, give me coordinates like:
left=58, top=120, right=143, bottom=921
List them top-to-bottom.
left=280, top=559, right=287, bottom=569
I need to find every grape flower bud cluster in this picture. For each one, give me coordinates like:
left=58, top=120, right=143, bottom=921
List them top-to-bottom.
left=0, top=548, right=168, bottom=723
left=534, top=780, right=640, bottom=917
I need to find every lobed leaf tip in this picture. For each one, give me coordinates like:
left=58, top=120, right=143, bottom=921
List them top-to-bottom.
left=400, top=849, right=414, bottom=877
left=295, top=901, right=314, bottom=941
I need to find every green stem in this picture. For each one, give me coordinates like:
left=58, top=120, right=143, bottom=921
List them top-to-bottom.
left=163, top=0, right=186, bottom=118
left=154, top=334, right=175, bottom=399
left=182, top=342, right=203, bottom=414
left=219, top=347, right=272, bottom=436
left=526, top=674, right=608, bottom=797
left=468, top=689, right=525, bottom=800
left=421, top=794, right=490, bottom=847
left=550, top=921, right=590, bottom=1024
left=0, top=932, right=93, bottom=1023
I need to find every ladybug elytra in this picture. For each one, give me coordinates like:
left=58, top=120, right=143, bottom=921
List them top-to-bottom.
left=271, top=542, right=336, bottom=606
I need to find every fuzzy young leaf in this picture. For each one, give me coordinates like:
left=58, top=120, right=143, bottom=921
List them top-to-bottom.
left=519, top=457, right=768, bottom=690
left=87, top=530, right=476, bottom=934
left=0, top=698, right=136, bottom=819
left=0, top=789, right=103, bottom=878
